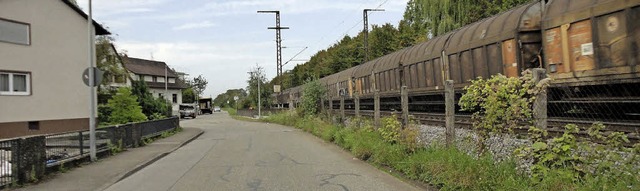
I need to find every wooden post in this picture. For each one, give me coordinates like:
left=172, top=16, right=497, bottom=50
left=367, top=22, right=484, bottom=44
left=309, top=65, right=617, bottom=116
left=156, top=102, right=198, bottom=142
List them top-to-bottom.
left=532, top=68, right=547, bottom=130
left=445, top=80, right=455, bottom=147
left=401, top=86, right=409, bottom=129
left=374, top=90, right=381, bottom=128
left=289, top=93, right=294, bottom=110
left=354, top=94, right=360, bottom=117
left=340, top=96, right=345, bottom=122
left=320, top=97, right=325, bottom=113
left=328, top=98, right=333, bottom=117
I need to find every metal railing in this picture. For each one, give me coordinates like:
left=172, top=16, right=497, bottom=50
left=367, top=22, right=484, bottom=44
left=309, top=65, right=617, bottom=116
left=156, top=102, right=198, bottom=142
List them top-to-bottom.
left=0, top=116, right=179, bottom=188
left=44, top=117, right=179, bottom=167
left=45, top=131, right=110, bottom=167
left=0, top=139, right=16, bottom=188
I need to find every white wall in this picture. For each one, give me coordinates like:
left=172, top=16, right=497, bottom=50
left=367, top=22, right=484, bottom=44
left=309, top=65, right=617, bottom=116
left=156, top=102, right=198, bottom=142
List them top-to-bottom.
left=0, top=0, right=94, bottom=122
left=150, top=88, right=182, bottom=115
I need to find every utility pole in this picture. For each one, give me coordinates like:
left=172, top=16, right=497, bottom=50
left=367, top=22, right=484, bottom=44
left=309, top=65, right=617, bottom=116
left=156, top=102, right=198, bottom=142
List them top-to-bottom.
left=87, top=0, right=97, bottom=162
left=363, top=8, right=384, bottom=63
left=257, top=11, right=289, bottom=79
left=258, top=77, right=261, bottom=118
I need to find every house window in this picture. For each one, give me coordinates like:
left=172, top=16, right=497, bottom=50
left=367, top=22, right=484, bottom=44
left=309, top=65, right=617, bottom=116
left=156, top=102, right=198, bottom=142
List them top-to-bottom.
left=0, top=18, right=30, bottom=45
left=0, top=71, right=30, bottom=95
left=144, top=75, right=153, bottom=82
left=157, top=77, right=165, bottom=83
left=168, top=78, right=176, bottom=83
left=172, top=94, right=177, bottom=103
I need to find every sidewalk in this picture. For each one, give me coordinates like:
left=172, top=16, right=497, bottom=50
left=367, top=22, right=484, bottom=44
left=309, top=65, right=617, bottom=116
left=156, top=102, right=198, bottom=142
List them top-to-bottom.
left=13, top=127, right=204, bottom=191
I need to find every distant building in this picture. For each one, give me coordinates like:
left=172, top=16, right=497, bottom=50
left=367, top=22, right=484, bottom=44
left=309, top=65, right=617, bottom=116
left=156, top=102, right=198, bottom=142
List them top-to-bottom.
left=0, top=0, right=110, bottom=138
left=122, top=57, right=188, bottom=114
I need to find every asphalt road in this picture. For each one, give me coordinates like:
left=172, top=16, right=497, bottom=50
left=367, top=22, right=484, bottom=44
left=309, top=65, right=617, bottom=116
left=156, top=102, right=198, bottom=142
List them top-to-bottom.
left=105, top=112, right=421, bottom=191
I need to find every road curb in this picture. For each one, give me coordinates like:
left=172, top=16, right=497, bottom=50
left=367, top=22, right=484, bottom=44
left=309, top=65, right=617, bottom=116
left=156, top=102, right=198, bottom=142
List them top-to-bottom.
left=98, top=129, right=204, bottom=191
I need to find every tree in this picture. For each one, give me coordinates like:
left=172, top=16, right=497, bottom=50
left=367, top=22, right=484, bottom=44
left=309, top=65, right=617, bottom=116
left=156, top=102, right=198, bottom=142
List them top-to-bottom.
left=267, top=0, right=532, bottom=89
left=96, top=35, right=129, bottom=87
left=246, top=65, right=272, bottom=109
left=191, top=75, right=208, bottom=98
left=300, top=78, right=326, bottom=116
left=131, top=80, right=171, bottom=118
left=106, top=87, right=147, bottom=124
left=182, top=87, right=196, bottom=103
left=213, top=89, right=247, bottom=108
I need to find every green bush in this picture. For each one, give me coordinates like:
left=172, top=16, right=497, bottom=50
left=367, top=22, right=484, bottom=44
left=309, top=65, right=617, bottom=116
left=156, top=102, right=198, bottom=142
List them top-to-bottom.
left=459, top=70, right=548, bottom=155
left=300, top=78, right=326, bottom=116
left=131, top=80, right=171, bottom=118
left=106, top=87, right=147, bottom=124
left=264, top=96, right=640, bottom=190
left=97, top=104, right=112, bottom=126
left=379, top=115, right=401, bottom=143
left=349, top=130, right=381, bottom=160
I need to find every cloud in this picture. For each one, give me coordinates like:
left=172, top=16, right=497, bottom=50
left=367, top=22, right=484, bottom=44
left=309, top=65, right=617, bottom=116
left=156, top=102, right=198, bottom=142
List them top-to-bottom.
left=76, top=0, right=165, bottom=16
left=159, top=0, right=407, bottom=20
left=172, top=21, right=217, bottom=31
left=116, top=41, right=275, bottom=97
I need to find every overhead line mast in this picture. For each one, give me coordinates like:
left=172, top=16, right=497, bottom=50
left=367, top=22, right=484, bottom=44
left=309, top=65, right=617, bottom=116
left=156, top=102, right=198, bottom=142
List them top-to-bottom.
left=257, top=11, right=289, bottom=78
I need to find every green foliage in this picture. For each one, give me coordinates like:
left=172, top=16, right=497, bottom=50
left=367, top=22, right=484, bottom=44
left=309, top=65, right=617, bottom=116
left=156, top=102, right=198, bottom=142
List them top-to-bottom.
left=272, top=0, right=532, bottom=89
left=96, top=35, right=129, bottom=88
left=246, top=65, right=272, bottom=109
left=459, top=70, right=547, bottom=155
left=191, top=74, right=208, bottom=97
left=300, top=78, right=326, bottom=116
left=131, top=80, right=171, bottom=118
left=106, top=87, right=147, bottom=124
left=182, top=87, right=196, bottom=103
left=213, top=89, right=246, bottom=108
left=97, top=104, right=112, bottom=126
left=264, top=104, right=639, bottom=190
left=223, top=107, right=238, bottom=116
left=264, top=112, right=534, bottom=190
left=149, top=113, right=166, bottom=120
left=379, top=115, right=401, bottom=144
left=516, top=123, right=640, bottom=189
left=517, top=125, right=585, bottom=182
left=108, top=139, right=124, bottom=155
left=58, top=162, right=67, bottom=173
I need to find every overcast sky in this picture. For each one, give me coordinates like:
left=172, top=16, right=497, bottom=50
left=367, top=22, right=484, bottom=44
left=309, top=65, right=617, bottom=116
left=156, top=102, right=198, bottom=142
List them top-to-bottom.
left=78, top=0, right=409, bottom=98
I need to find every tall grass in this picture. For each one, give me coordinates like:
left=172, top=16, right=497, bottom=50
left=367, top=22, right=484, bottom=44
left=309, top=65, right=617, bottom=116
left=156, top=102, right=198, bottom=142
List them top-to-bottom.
left=262, top=111, right=638, bottom=190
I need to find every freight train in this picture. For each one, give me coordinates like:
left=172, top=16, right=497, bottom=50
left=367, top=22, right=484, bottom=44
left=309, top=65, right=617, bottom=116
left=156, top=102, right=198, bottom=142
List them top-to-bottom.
left=275, top=0, right=640, bottom=121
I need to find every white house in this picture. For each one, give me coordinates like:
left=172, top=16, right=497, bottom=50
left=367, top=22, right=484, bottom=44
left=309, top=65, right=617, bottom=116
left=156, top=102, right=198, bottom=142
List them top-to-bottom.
left=0, top=0, right=109, bottom=139
left=122, top=57, right=187, bottom=114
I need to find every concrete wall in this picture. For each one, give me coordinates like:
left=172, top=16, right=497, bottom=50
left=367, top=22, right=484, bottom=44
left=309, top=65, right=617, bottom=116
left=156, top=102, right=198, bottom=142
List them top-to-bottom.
left=0, top=0, right=95, bottom=135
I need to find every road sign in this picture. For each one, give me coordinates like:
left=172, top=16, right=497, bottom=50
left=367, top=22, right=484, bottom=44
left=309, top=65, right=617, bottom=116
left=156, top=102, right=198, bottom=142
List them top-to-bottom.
left=82, top=67, right=103, bottom=87
left=273, top=85, right=281, bottom=93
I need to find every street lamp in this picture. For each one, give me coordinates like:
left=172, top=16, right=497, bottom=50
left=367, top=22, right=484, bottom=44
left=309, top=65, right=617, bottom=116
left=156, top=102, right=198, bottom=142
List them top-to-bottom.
left=363, top=8, right=385, bottom=62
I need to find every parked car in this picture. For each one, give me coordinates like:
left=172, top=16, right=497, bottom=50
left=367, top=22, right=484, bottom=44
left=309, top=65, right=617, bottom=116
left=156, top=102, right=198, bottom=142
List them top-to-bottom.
left=179, top=104, right=197, bottom=119
left=214, top=106, right=221, bottom=112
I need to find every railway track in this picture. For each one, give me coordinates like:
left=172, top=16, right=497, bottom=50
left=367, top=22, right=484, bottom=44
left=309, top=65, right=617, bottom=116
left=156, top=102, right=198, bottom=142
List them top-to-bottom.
left=340, top=109, right=640, bottom=143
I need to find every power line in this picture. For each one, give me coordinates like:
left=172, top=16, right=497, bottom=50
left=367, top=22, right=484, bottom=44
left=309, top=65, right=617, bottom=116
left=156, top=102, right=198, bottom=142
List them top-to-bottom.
left=308, top=0, right=374, bottom=49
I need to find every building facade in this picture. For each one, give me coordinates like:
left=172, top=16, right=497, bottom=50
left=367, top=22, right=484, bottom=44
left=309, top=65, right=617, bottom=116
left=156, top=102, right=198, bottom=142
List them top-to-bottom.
left=0, top=0, right=109, bottom=139
left=122, top=57, right=187, bottom=114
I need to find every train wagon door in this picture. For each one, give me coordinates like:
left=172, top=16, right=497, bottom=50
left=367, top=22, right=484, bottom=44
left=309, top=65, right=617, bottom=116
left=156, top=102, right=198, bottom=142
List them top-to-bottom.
left=502, top=39, right=519, bottom=77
